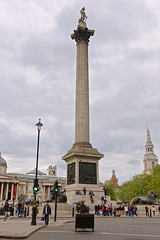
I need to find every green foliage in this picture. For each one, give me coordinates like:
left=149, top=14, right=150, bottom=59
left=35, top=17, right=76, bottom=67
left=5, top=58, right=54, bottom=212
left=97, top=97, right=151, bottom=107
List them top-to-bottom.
left=118, top=164, right=160, bottom=203
left=103, top=180, right=116, bottom=200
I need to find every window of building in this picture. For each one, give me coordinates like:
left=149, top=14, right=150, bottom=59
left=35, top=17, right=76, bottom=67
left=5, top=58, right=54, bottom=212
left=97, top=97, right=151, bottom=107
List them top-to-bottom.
left=148, top=148, right=150, bottom=152
left=150, top=148, right=152, bottom=151
left=152, top=162, right=155, bottom=169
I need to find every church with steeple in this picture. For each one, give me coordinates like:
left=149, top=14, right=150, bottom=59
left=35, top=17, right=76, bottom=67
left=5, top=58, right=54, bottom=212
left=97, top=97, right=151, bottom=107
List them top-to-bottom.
left=143, top=124, right=158, bottom=174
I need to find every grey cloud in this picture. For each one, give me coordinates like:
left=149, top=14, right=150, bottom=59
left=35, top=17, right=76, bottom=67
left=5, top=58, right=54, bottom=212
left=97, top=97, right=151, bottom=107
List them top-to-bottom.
left=127, top=159, right=141, bottom=166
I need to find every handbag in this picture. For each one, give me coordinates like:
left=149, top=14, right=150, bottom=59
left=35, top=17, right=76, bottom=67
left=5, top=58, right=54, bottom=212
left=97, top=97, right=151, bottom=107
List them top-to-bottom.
left=6, top=212, right=9, bottom=218
left=41, top=216, right=44, bottom=221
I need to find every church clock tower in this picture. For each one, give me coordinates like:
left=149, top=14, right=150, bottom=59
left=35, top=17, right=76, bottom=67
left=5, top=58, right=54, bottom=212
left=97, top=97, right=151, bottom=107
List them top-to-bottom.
left=143, top=124, right=158, bottom=174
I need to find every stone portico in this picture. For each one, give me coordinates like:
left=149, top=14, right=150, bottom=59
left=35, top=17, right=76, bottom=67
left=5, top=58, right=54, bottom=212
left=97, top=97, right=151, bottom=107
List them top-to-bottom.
left=0, top=153, right=65, bottom=203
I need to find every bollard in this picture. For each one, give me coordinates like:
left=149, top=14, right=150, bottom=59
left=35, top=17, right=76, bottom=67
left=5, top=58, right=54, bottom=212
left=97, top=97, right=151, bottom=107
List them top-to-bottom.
left=27, top=206, right=29, bottom=216
left=72, top=207, right=74, bottom=217
left=150, top=209, right=152, bottom=217
left=114, top=210, right=116, bottom=217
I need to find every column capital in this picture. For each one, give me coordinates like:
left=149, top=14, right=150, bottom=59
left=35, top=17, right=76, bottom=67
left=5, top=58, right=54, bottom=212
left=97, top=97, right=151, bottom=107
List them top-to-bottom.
left=71, top=25, right=95, bottom=44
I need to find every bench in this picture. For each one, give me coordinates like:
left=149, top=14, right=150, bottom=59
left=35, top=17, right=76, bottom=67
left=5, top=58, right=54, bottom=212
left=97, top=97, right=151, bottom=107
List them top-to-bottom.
left=75, top=213, right=94, bottom=232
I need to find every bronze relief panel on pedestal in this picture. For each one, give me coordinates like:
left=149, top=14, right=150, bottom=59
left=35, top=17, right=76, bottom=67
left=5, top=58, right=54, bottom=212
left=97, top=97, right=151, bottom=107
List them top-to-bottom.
left=67, top=162, right=75, bottom=185
left=79, top=162, right=97, bottom=184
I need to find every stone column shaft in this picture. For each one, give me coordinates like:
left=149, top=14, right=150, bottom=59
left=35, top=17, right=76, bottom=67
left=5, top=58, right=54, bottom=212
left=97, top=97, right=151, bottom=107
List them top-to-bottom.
left=71, top=25, right=94, bottom=145
left=75, top=41, right=89, bottom=143
left=0, top=183, right=4, bottom=200
left=5, top=183, right=9, bottom=200
left=11, top=184, right=13, bottom=201
left=16, top=184, right=19, bottom=200
left=23, top=185, right=26, bottom=196
left=42, top=186, right=45, bottom=201
left=47, top=186, right=50, bottom=199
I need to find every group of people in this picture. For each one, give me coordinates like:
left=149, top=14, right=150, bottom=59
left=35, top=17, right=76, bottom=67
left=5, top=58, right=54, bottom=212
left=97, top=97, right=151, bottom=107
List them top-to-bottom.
left=75, top=187, right=87, bottom=196
left=75, top=188, right=95, bottom=204
left=76, top=190, right=82, bottom=195
left=101, top=196, right=107, bottom=204
left=2, top=199, right=51, bottom=226
left=2, top=199, right=29, bottom=223
left=16, top=202, right=28, bottom=217
left=94, top=203, right=138, bottom=217
left=94, top=204, right=113, bottom=216
left=122, top=204, right=138, bottom=217
left=145, top=205, right=160, bottom=216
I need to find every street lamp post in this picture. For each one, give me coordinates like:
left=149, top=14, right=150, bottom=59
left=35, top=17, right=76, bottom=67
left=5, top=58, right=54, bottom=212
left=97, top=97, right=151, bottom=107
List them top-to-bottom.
left=31, top=119, right=43, bottom=226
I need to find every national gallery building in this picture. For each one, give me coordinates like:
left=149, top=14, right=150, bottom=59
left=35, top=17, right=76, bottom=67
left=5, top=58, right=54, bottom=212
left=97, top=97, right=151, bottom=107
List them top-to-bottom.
left=0, top=152, right=66, bottom=203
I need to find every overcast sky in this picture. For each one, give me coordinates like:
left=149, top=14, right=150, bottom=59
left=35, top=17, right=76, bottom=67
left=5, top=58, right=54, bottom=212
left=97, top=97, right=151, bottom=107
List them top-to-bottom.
left=0, top=0, right=160, bottom=184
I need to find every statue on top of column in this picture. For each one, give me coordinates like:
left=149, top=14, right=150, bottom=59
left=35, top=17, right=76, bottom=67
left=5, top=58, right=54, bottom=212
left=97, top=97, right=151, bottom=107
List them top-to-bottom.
left=71, top=7, right=94, bottom=43
left=79, top=7, right=87, bottom=23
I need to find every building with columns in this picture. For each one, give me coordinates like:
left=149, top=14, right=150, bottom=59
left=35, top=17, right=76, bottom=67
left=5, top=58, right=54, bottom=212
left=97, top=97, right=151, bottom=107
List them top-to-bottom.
left=143, top=125, right=158, bottom=174
left=0, top=153, right=66, bottom=203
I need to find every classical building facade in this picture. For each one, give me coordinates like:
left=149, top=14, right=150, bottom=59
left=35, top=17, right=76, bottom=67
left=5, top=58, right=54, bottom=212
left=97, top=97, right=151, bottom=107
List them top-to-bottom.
left=143, top=125, right=158, bottom=174
left=0, top=153, right=66, bottom=203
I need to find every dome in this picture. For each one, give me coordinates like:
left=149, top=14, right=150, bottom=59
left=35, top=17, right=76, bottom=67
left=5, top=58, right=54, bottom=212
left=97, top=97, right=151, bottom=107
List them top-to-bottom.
left=0, top=152, right=7, bottom=167
left=26, top=168, right=46, bottom=176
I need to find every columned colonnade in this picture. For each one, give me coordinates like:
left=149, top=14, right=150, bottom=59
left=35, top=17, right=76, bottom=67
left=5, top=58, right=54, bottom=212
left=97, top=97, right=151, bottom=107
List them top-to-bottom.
left=0, top=179, right=64, bottom=202
left=0, top=182, right=18, bottom=201
left=0, top=182, right=54, bottom=202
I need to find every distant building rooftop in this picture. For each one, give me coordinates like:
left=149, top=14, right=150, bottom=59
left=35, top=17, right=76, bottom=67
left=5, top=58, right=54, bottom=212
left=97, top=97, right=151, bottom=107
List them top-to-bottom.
left=26, top=168, right=47, bottom=176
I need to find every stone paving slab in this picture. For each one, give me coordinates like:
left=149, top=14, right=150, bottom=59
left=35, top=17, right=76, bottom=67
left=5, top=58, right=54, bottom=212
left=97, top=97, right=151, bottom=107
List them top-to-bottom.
left=0, top=214, right=159, bottom=239
left=0, top=217, right=73, bottom=239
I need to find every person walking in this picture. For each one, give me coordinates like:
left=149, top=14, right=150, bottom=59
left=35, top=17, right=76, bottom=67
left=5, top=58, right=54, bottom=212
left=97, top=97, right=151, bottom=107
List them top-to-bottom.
left=90, top=195, right=94, bottom=203
left=101, top=196, right=104, bottom=204
left=3, top=199, right=9, bottom=223
left=18, top=202, right=22, bottom=217
left=43, top=202, right=51, bottom=225
left=125, top=205, right=128, bottom=216
left=128, top=205, right=132, bottom=216
left=134, top=205, right=138, bottom=217
left=145, top=206, right=149, bottom=216
left=152, top=206, right=156, bottom=216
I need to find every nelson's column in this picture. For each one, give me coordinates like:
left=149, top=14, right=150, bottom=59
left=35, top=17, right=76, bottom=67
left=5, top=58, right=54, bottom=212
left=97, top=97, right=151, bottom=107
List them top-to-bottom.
left=62, top=8, right=104, bottom=204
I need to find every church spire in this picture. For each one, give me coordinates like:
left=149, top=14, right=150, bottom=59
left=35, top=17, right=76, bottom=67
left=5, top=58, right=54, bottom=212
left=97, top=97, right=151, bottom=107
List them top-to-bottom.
left=145, top=123, right=154, bottom=153
left=146, top=123, right=153, bottom=146
left=143, top=124, right=158, bottom=174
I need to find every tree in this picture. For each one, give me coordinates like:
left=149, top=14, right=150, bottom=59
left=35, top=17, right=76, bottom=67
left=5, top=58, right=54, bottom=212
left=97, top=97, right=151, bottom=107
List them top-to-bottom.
left=151, top=164, right=160, bottom=198
left=118, top=165, right=160, bottom=203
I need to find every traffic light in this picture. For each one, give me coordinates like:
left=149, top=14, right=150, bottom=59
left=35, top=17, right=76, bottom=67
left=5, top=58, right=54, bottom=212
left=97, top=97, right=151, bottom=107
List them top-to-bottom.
left=33, top=179, right=39, bottom=192
left=54, top=180, right=58, bottom=193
